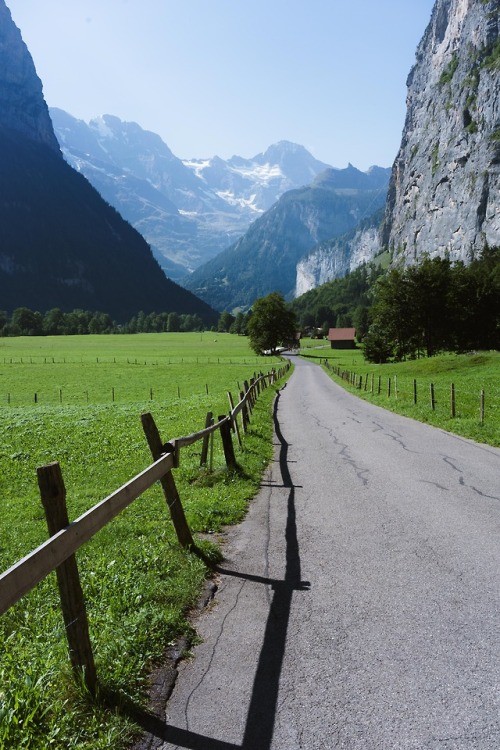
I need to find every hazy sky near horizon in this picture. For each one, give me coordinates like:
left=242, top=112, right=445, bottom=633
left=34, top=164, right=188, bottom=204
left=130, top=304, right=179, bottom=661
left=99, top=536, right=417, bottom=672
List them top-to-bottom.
left=7, top=0, right=436, bottom=170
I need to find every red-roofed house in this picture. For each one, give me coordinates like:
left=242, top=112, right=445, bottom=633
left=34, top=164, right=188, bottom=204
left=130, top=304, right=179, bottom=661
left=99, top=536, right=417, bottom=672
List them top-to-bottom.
left=328, top=328, right=357, bottom=349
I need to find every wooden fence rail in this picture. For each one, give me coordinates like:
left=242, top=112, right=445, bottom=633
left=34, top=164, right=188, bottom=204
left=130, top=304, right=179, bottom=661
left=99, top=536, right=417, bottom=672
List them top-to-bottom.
left=0, top=361, right=290, bottom=693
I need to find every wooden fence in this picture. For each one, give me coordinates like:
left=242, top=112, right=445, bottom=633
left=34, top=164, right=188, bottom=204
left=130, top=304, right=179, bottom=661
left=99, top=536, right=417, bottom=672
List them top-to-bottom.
left=323, top=360, right=495, bottom=424
left=0, top=362, right=290, bottom=695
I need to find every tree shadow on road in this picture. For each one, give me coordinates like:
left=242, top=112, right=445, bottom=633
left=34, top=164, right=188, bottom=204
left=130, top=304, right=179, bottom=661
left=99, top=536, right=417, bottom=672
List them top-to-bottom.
left=127, top=389, right=309, bottom=749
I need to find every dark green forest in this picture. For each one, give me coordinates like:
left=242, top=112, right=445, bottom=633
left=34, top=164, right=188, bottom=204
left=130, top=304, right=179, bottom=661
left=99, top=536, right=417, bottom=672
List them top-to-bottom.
left=291, top=247, right=500, bottom=362
left=363, top=248, right=500, bottom=362
left=290, top=262, right=384, bottom=336
left=0, top=307, right=207, bottom=336
left=0, top=307, right=255, bottom=336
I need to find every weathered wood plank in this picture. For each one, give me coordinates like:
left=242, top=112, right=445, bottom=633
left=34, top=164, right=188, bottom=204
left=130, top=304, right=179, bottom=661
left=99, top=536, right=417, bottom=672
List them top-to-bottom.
left=228, top=392, right=242, bottom=449
left=200, top=411, right=213, bottom=466
left=141, top=413, right=195, bottom=549
left=219, top=414, right=237, bottom=469
left=175, top=415, right=229, bottom=449
left=0, top=451, right=174, bottom=615
left=38, top=462, right=97, bottom=694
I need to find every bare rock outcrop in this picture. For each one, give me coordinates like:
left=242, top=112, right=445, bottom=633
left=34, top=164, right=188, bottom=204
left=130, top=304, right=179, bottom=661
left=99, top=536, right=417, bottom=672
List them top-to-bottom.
left=382, top=0, right=500, bottom=261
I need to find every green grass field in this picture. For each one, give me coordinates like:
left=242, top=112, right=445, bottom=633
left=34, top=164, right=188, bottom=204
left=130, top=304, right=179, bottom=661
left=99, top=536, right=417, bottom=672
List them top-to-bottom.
left=0, top=332, right=277, bottom=406
left=0, top=333, right=287, bottom=749
left=300, top=340, right=500, bottom=447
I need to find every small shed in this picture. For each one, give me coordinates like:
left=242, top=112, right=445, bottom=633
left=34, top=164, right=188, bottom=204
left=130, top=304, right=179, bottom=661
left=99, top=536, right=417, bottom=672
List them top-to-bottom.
left=328, top=327, right=357, bottom=349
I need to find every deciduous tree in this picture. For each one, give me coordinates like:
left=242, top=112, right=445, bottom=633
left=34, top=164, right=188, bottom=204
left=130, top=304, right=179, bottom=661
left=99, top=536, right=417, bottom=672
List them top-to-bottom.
left=247, top=292, right=297, bottom=355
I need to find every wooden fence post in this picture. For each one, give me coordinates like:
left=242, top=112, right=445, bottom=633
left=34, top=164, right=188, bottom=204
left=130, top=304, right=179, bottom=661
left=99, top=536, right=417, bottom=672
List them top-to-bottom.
left=249, top=378, right=256, bottom=406
left=413, top=379, right=417, bottom=405
left=244, top=381, right=252, bottom=414
left=430, top=383, right=435, bottom=411
left=451, top=383, right=456, bottom=418
left=480, top=389, right=485, bottom=425
left=240, top=391, right=249, bottom=432
left=227, top=392, right=243, bottom=449
left=200, top=411, right=213, bottom=466
left=141, top=413, right=195, bottom=549
left=219, top=416, right=237, bottom=470
left=209, top=425, right=214, bottom=472
left=37, top=462, right=97, bottom=696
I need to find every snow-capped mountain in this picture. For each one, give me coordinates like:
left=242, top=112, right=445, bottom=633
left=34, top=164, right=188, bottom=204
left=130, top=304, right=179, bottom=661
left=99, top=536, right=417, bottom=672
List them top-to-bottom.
left=50, top=109, right=332, bottom=281
left=184, top=142, right=332, bottom=216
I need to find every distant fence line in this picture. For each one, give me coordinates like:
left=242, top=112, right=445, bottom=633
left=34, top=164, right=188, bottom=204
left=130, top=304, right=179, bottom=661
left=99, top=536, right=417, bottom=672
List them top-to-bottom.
left=1, top=356, right=281, bottom=366
left=1, top=357, right=284, bottom=406
left=323, top=360, right=498, bottom=425
left=0, top=362, right=290, bottom=696
left=3, top=381, right=250, bottom=406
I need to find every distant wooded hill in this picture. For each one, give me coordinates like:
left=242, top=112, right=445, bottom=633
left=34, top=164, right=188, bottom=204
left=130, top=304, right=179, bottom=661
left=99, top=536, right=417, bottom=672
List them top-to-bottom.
left=0, top=130, right=217, bottom=324
left=291, top=262, right=384, bottom=333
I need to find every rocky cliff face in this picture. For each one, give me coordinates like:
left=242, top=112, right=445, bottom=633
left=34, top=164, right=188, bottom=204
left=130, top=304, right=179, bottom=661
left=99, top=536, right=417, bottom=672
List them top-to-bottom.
left=382, top=0, right=500, bottom=261
left=0, top=1, right=60, bottom=152
left=295, top=213, right=383, bottom=296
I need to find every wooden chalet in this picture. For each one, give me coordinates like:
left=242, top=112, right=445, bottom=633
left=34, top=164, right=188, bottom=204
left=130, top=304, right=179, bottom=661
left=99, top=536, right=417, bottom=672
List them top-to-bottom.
left=328, top=327, right=357, bottom=349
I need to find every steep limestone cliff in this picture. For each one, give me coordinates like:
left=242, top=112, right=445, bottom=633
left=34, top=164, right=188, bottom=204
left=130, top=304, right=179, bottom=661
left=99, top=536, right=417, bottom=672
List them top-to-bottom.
left=295, top=0, right=500, bottom=299
left=382, top=0, right=500, bottom=261
left=0, top=1, right=60, bottom=152
left=295, top=211, right=383, bottom=296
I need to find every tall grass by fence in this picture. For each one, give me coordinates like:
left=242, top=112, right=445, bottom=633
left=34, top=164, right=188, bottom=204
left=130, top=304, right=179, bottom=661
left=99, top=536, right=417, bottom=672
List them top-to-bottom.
left=324, top=360, right=498, bottom=426
left=0, top=363, right=290, bottom=696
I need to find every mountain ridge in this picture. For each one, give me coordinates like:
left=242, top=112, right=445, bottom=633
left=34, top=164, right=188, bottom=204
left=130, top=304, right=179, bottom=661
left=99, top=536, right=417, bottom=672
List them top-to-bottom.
left=0, top=2, right=216, bottom=323
left=0, top=2, right=59, bottom=153
left=50, top=110, right=336, bottom=281
left=183, top=165, right=390, bottom=312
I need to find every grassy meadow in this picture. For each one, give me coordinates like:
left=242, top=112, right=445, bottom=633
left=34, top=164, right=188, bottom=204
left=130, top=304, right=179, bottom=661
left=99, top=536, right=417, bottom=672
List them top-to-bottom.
left=0, top=333, right=287, bottom=749
left=300, top=339, right=500, bottom=447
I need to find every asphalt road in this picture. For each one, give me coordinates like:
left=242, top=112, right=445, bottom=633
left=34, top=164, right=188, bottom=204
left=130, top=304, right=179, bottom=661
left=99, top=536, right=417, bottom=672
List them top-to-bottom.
left=154, top=354, right=500, bottom=750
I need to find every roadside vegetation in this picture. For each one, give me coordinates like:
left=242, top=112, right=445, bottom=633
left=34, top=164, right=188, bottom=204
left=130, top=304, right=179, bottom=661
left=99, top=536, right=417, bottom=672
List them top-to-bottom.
left=363, top=248, right=500, bottom=362
left=0, top=333, right=289, bottom=749
left=300, top=342, right=500, bottom=448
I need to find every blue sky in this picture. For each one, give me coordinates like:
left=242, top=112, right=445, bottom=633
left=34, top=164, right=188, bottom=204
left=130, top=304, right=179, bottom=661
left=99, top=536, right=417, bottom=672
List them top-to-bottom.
left=7, top=0, right=436, bottom=170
